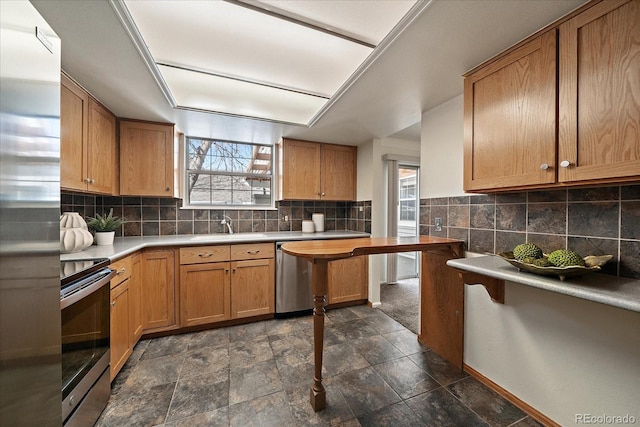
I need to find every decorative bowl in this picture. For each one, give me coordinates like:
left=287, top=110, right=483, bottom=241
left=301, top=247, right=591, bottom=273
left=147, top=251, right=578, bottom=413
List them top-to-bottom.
left=496, top=252, right=613, bottom=281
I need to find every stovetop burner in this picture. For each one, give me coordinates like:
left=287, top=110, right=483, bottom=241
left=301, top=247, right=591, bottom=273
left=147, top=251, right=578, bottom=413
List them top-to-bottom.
left=60, top=258, right=110, bottom=287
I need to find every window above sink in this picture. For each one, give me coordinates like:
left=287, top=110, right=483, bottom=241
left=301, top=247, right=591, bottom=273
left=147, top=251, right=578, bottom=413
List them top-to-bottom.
left=183, top=137, right=274, bottom=210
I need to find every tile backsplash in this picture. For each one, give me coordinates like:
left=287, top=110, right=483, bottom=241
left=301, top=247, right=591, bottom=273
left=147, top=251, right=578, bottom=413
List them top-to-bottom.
left=420, top=185, right=640, bottom=280
left=61, top=193, right=371, bottom=237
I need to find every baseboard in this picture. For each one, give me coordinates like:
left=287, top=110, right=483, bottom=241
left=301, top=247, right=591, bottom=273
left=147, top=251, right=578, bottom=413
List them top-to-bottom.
left=326, top=299, right=368, bottom=310
left=463, top=364, right=559, bottom=427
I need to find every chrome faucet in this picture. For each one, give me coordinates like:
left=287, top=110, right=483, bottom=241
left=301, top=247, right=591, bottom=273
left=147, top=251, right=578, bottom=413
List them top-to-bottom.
left=221, top=215, right=234, bottom=234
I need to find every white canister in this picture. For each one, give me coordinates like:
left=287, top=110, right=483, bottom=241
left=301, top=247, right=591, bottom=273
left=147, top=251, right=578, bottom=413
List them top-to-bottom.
left=312, top=213, right=325, bottom=232
left=302, top=220, right=315, bottom=233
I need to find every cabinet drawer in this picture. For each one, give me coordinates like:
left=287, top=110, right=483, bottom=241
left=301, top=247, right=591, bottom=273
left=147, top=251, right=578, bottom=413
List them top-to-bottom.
left=231, top=243, right=274, bottom=261
left=180, top=245, right=230, bottom=265
left=110, top=257, right=132, bottom=288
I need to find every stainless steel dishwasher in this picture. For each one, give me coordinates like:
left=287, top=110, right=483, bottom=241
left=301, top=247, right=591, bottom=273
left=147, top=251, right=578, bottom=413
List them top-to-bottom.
left=275, top=241, right=313, bottom=317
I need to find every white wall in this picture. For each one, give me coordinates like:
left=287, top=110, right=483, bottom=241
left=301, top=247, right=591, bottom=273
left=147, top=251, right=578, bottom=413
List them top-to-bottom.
left=420, top=95, right=640, bottom=425
left=420, top=95, right=465, bottom=198
left=357, top=137, right=420, bottom=305
left=356, top=141, right=374, bottom=202
left=466, top=284, right=640, bottom=426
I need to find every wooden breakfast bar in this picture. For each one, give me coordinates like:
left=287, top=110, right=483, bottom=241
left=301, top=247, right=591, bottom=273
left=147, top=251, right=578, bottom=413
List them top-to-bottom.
left=281, top=236, right=465, bottom=411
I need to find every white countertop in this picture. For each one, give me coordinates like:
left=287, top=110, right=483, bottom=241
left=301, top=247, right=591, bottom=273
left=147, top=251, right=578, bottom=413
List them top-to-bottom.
left=61, top=231, right=370, bottom=262
left=447, top=255, right=640, bottom=313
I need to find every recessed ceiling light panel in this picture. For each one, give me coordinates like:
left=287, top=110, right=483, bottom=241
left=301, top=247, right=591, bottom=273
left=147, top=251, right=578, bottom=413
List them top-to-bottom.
left=116, top=0, right=423, bottom=125
left=124, top=0, right=372, bottom=96
left=158, top=64, right=328, bottom=125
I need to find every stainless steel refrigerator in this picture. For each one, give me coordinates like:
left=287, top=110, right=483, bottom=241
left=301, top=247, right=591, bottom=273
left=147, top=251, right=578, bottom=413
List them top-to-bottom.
left=0, top=1, right=62, bottom=425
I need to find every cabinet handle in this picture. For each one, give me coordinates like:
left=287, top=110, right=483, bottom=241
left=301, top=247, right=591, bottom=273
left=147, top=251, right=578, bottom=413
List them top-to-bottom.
left=560, top=160, right=571, bottom=168
left=539, top=163, right=550, bottom=170
left=84, top=178, right=91, bottom=184
left=165, top=187, right=171, bottom=191
left=321, top=192, right=325, bottom=196
left=246, top=250, right=260, bottom=255
left=198, top=253, right=213, bottom=258
left=117, top=268, right=126, bottom=275
left=225, top=268, right=229, bottom=273
left=232, top=268, right=236, bottom=273
left=111, top=301, right=116, bottom=307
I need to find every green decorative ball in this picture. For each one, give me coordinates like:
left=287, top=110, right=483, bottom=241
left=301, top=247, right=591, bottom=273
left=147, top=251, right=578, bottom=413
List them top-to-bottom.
left=513, top=243, right=543, bottom=260
left=548, top=249, right=585, bottom=267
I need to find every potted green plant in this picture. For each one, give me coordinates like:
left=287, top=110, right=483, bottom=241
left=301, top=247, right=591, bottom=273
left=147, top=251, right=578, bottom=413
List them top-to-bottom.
left=86, top=208, right=124, bottom=245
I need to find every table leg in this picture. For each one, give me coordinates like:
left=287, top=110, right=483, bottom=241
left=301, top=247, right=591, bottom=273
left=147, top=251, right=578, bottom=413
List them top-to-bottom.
left=310, top=259, right=328, bottom=411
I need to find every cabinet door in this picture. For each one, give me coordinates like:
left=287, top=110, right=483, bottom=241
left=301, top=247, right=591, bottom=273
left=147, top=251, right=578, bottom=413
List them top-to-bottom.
left=558, top=0, right=640, bottom=183
left=464, top=31, right=557, bottom=191
left=60, top=74, right=88, bottom=192
left=87, top=98, right=116, bottom=194
left=120, top=120, right=174, bottom=197
left=280, top=139, right=321, bottom=200
left=321, top=144, right=357, bottom=201
left=141, top=250, right=175, bottom=331
left=130, top=253, right=143, bottom=343
left=327, top=255, right=368, bottom=305
left=231, top=258, right=274, bottom=318
left=179, top=262, right=231, bottom=326
left=110, top=280, right=131, bottom=381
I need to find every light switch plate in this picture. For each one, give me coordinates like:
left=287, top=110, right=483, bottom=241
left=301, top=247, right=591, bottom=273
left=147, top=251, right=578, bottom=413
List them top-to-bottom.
left=435, top=217, right=442, bottom=231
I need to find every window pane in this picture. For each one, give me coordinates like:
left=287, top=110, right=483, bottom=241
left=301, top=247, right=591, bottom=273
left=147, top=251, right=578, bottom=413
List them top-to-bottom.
left=186, top=137, right=273, bottom=208
left=188, top=139, right=272, bottom=175
left=399, top=200, right=416, bottom=221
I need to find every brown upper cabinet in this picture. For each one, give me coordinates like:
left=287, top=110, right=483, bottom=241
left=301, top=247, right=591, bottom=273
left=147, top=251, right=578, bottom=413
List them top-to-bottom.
left=464, top=0, right=640, bottom=192
left=558, top=0, right=640, bottom=184
left=61, top=73, right=117, bottom=194
left=119, top=120, right=175, bottom=197
left=278, top=138, right=357, bottom=201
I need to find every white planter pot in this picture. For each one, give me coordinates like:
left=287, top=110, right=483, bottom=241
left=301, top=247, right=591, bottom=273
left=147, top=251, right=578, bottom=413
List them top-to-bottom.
left=94, top=231, right=115, bottom=246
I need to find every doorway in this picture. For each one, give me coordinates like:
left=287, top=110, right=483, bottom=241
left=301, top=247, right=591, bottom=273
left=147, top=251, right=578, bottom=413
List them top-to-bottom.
left=380, top=161, right=420, bottom=334
left=386, top=162, right=419, bottom=282
left=396, top=165, right=419, bottom=279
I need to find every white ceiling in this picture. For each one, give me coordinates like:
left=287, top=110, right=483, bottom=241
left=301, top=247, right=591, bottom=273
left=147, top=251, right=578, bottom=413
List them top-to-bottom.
left=32, top=0, right=587, bottom=146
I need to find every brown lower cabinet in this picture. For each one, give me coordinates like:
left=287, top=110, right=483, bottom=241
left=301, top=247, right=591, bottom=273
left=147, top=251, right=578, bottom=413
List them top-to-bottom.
left=178, top=244, right=275, bottom=327
left=141, top=249, right=176, bottom=331
left=130, top=253, right=143, bottom=343
left=110, top=255, right=133, bottom=381
left=327, top=256, right=368, bottom=305
left=231, top=258, right=274, bottom=319
left=179, top=261, right=231, bottom=326
left=110, top=280, right=130, bottom=381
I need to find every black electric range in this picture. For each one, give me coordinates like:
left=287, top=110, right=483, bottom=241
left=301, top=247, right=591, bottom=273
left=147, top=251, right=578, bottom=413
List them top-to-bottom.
left=60, top=258, right=110, bottom=288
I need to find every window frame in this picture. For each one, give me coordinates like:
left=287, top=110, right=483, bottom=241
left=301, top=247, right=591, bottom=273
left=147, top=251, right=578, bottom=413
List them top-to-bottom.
left=181, top=136, right=276, bottom=210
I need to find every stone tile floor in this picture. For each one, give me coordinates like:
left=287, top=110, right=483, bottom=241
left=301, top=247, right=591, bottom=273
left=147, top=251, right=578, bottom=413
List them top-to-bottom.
left=97, top=306, right=541, bottom=427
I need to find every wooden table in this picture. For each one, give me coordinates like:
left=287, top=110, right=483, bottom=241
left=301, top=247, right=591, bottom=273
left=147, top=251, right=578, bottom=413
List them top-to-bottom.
left=281, top=236, right=464, bottom=411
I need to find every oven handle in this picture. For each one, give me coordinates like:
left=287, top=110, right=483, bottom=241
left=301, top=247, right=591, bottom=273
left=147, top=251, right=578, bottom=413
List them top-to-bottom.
left=61, top=269, right=116, bottom=309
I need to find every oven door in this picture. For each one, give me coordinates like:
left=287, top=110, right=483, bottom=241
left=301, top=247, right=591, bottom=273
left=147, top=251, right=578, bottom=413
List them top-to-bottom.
left=61, top=267, right=114, bottom=423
